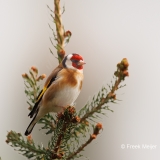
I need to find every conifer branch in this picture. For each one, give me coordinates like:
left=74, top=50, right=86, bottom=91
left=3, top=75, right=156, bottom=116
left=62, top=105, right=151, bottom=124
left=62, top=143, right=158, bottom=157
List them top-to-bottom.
left=49, top=0, right=72, bottom=63
left=54, top=0, right=65, bottom=63
left=5, top=1, right=129, bottom=160
left=79, top=58, right=129, bottom=123
left=49, top=107, right=80, bottom=159
left=52, top=118, right=68, bottom=159
left=66, top=123, right=102, bottom=160
left=6, top=131, right=46, bottom=159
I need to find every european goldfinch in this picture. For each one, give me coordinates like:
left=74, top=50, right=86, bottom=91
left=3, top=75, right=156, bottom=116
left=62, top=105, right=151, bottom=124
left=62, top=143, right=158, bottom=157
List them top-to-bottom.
left=25, top=53, right=85, bottom=136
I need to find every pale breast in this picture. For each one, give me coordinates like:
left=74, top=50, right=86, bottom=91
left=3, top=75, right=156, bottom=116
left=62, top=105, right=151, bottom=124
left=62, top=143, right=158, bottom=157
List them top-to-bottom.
left=42, top=68, right=83, bottom=111
left=53, top=69, right=83, bottom=106
left=53, top=85, right=81, bottom=107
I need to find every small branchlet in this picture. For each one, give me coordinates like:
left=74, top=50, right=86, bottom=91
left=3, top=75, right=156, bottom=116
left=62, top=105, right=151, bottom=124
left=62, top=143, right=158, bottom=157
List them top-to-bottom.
left=54, top=0, right=66, bottom=63
left=49, top=1, right=72, bottom=63
left=79, top=58, right=129, bottom=123
left=22, top=66, right=46, bottom=110
left=48, top=106, right=81, bottom=159
left=66, top=123, right=103, bottom=160
left=6, top=131, right=46, bottom=159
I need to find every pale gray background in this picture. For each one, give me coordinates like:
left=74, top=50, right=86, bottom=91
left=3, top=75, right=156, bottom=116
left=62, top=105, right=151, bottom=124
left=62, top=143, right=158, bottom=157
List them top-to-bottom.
left=1, top=0, right=160, bottom=159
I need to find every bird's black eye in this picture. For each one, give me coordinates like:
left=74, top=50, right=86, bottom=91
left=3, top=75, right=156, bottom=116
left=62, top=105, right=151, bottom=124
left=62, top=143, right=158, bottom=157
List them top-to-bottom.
left=71, top=59, right=79, bottom=63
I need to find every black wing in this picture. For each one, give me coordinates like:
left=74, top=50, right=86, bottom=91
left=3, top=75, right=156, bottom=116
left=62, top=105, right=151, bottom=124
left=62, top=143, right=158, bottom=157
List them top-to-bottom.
left=28, top=65, right=63, bottom=118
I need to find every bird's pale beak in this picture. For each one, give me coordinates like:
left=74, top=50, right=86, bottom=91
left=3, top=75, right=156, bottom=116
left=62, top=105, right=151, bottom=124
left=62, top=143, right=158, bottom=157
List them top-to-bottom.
left=77, top=61, right=86, bottom=66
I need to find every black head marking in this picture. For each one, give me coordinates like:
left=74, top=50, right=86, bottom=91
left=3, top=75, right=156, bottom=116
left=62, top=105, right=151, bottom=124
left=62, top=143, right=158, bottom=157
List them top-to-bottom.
left=62, top=55, right=68, bottom=68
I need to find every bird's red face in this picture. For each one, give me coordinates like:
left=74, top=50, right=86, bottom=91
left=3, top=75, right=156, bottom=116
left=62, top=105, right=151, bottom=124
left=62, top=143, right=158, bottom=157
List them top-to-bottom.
left=70, top=54, right=86, bottom=70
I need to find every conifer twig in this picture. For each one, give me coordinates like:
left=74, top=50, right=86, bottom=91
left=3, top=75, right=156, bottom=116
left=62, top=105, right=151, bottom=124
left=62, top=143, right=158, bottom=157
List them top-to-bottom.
left=53, top=0, right=72, bottom=63
left=54, top=0, right=65, bottom=63
left=80, top=58, right=129, bottom=122
left=51, top=107, right=79, bottom=159
left=52, top=120, right=68, bottom=159
left=66, top=123, right=102, bottom=160
left=6, top=131, right=46, bottom=157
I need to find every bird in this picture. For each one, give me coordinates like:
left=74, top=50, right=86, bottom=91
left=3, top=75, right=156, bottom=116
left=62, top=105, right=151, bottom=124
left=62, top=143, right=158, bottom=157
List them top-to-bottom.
left=24, top=53, right=85, bottom=136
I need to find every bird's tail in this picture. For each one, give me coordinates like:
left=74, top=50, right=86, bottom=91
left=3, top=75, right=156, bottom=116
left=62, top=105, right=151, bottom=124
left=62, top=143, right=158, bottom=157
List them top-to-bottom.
left=25, top=108, right=46, bottom=136
left=24, top=110, right=39, bottom=136
left=24, top=112, right=38, bottom=136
